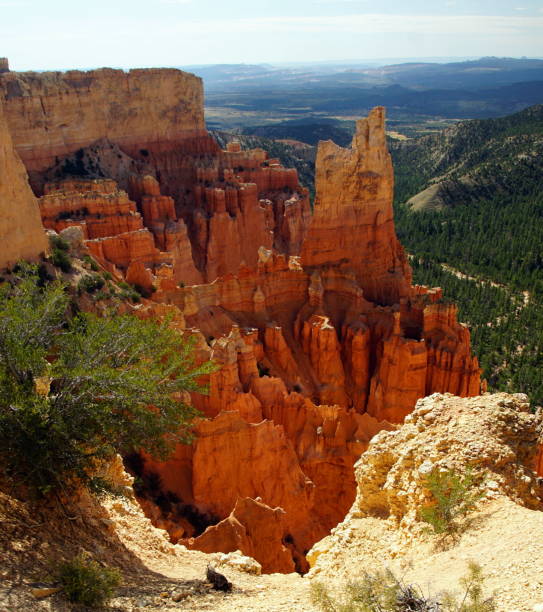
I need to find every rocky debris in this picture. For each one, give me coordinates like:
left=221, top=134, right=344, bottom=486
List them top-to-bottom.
left=0, top=99, right=47, bottom=269
left=58, top=225, right=85, bottom=256
left=351, top=392, right=542, bottom=529
left=185, top=496, right=298, bottom=574
left=212, top=550, right=262, bottom=575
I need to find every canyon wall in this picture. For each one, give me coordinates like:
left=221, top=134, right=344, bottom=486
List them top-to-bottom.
left=1, top=63, right=485, bottom=573
left=0, top=67, right=213, bottom=192
left=1, top=68, right=310, bottom=283
left=0, top=100, right=47, bottom=269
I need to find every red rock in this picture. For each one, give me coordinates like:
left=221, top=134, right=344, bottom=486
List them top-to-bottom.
left=0, top=68, right=215, bottom=192
left=2, top=74, right=486, bottom=573
left=300, top=107, right=411, bottom=306
left=191, top=412, right=316, bottom=545
left=185, top=497, right=296, bottom=573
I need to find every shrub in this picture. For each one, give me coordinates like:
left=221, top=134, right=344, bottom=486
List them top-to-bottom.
left=49, top=234, right=72, bottom=272
left=50, top=234, right=70, bottom=252
left=50, top=248, right=72, bottom=273
left=82, top=254, right=100, bottom=272
left=0, top=264, right=214, bottom=495
left=78, top=274, right=105, bottom=294
left=134, top=283, right=156, bottom=299
left=119, top=285, right=141, bottom=303
left=92, top=289, right=110, bottom=302
left=257, top=363, right=270, bottom=377
left=420, top=467, right=484, bottom=534
left=56, top=554, right=121, bottom=608
left=442, top=562, right=496, bottom=612
left=310, top=563, right=494, bottom=612
left=311, top=568, right=438, bottom=612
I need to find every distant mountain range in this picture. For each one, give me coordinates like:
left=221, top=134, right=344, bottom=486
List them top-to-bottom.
left=188, top=57, right=543, bottom=133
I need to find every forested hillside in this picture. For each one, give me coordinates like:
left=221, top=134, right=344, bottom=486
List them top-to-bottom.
left=390, top=104, right=543, bottom=209
left=392, top=105, right=543, bottom=405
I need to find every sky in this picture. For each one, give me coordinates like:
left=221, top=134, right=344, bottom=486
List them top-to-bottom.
left=1, top=0, right=542, bottom=71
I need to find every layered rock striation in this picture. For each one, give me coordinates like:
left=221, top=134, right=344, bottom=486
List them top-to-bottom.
left=0, top=68, right=213, bottom=192
left=0, top=100, right=47, bottom=269
left=301, top=107, right=411, bottom=306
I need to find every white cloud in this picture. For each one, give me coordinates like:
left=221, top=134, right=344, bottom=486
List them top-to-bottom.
left=165, top=13, right=543, bottom=37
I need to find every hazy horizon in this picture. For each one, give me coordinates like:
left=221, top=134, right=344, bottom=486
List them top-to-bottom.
left=1, top=0, right=543, bottom=72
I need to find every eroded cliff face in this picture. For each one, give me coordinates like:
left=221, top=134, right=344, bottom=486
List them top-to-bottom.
left=2, top=65, right=483, bottom=574
left=0, top=68, right=212, bottom=192
left=0, top=100, right=47, bottom=269
left=132, top=109, right=481, bottom=572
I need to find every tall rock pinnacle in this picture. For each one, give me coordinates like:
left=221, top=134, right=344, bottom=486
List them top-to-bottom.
left=301, top=106, right=411, bottom=305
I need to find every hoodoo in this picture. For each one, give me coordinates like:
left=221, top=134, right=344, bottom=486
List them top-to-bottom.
left=0, top=66, right=483, bottom=572
left=301, top=107, right=411, bottom=305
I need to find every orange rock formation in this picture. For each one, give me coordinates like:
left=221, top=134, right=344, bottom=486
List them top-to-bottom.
left=1, top=63, right=484, bottom=573
left=0, top=100, right=47, bottom=269
left=301, top=107, right=411, bottom=305
left=138, top=111, right=481, bottom=570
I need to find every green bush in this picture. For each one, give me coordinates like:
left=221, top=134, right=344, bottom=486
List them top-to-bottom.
left=49, top=234, right=72, bottom=272
left=50, top=234, right=70, bottom=252
left=50, top=248, right=72, bottom=273
left=82, top=254, right=100, bottom=272
left=0, top=264, right=214, bottom=495
left=78, top=274, right=105, bottom=294
left=134, top=283, right=156, bottom=299
left=420, top=467, right=484, bottom=534
left=56, top=554, right=121, bottom=608
left=442, top=562, right=496, bottom=612
left=310, top=563, right=495, bottom=612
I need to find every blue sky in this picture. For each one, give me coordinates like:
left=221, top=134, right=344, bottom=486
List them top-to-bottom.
left=1, top=0, right=542, bottom=70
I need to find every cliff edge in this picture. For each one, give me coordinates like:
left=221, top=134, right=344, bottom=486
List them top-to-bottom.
left=307, top=392, right=543, bottom=610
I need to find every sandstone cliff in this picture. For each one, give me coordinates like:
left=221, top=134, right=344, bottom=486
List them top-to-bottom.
left=0, top=67, right=213, bottom=192
left=0, top=100, right=47, bottom=269
left=307, top=392, right=543, bottom=610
